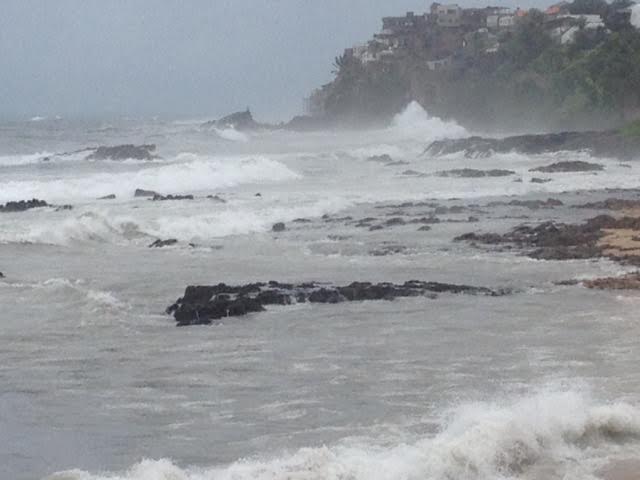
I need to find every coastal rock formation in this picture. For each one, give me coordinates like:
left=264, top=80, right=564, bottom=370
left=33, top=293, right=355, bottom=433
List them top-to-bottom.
left=202, top=109, right=261, bottom=131
left=425, top=131, right=640, bottom=161
left=86, top=144, right=158, bottom=161
left=530, top=161, right=604, bottom=173
left=436, top=168, right=515, bottom=178
left=134, top=189, right=160, bottom=198
left=98, top=194, right=116, bottom=200
left=151, top=194, right=194, bottom=201
left=0, top=199, right=49, bottom=213
left=455, top=214, right=640, bottom=263
left=272, top=222, right=286, bottom=232
left=149, top=239, right=178, bottom=248
left=584, top=273, right=640, bottom=290
left=167, top=280, right=510, bottom=326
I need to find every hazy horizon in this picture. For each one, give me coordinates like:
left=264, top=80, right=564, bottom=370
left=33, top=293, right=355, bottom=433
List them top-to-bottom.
left=2, top=0, right=554, bottom=123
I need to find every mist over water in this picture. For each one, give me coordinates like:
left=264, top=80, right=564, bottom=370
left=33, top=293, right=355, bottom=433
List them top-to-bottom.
left=1, top=104, right=640, bottom=480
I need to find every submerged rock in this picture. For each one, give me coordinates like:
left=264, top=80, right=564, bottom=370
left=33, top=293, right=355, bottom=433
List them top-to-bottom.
left=202, top=109, right=261, bottom=131
left=425, top=130, right=640, bottom=160
left=86, top=144, right=158, bottom=161
left=530, top=160, right=603, bottom=173
left=436, top=168, right=515, bottom=178
left=134, top=189, right=160, bottom=198
left=98, top=194, right=117, bottom=200
left=151, top=194, right=194, bottom=201
left=0, top=199, right=49, bottom=213
left=455, top=214, right=640, bottom=262
left=272, top=222, right=286, bottom=232
left=149, top=238, right=178, bottom=248
left=584, top=273, right=640, bottom=290
left=167, top=280, right=510, bottom=326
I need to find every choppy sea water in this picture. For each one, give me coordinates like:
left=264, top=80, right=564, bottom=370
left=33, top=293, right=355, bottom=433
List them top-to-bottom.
left=1, top=105, right=640, bottom=480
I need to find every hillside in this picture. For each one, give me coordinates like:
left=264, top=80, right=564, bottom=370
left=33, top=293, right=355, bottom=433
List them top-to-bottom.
left=309, top=0, right=640, bottom=131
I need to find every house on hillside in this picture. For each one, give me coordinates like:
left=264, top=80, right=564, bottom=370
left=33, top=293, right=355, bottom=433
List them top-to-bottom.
left=431, top=3, right=463, bottom=27
left=547, top=13, right=605, bottom=44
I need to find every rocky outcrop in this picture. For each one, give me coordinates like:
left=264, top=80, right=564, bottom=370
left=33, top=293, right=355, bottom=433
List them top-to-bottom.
left=202, top=109, right=262, bottom=131
left=425, top=130, right=640, bottom=161
left=86, top=144, right=158, bottom=161
left=530, top=161, right=603, bottom=173
left=436, top=168, right=515, bottom=178
left=134, top=189, right=160, bottom=198
left=98, top=194, right=116, bottom=200
left=151, top=194, right=194, bottom=201
left=0, top=199, right=49, bottom=213
left=455, top=214, right=640, bottom=263
left=272, top=222, right=286, bottom=232
left=149, top=239, right=178, bottom=248
left=584, top=273, right=640, bottom=290
left=167, top=280, right=510, bottom=326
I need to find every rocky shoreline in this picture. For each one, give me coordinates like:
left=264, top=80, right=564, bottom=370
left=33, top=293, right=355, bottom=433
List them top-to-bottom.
left=425, top=130, right=640, bottom=161
left=167, top=281, right=511, bottom=327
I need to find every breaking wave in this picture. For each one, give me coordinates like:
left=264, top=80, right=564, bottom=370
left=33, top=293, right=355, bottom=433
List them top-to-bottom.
left=631, top=4, right=640, bottom=29
left=390, top=101, right=468, bottom=140
left=214, top=127, right=250, bottom=142
left=0, top=151, right=53, bottom=167
left=0, top=154, right=299, bottom=203
left=46, top=389, right=640, bottom=480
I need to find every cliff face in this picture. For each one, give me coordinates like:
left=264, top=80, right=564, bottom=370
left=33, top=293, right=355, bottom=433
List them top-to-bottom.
left=311, top=3, right=640, bottom=132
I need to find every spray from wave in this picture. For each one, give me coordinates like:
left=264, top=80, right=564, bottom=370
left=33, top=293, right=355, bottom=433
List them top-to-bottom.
left=631, top=4, right=640, bottom=29
left=390, top=101, right=468, bottom=140
left=214, top=127, right=250, bottom=143
left=0, top=154, right=298, bottom=203
left=45, top=389, right=640, bottom=480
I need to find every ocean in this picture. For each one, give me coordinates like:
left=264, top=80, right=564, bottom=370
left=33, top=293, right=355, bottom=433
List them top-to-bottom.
left=1, top=104, right=639, bottom=480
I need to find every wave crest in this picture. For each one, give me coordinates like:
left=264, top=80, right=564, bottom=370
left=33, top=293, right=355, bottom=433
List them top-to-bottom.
left=46, top=389, right=640, bottom=480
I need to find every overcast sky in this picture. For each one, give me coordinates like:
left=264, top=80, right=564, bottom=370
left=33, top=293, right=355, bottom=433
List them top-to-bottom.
left=0, top=0, right=551, bottom=122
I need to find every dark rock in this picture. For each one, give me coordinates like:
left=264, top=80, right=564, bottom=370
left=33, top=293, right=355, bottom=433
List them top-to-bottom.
left=203, top=109, right=261, bottom=131
left=283, top=115, right=332, bottom=132
left=425, top=130, right=640, bottom=161
left=86, top=144, right=158, bottom=161
left=367, top=154, right=393, bottom=164
left=530, top=161, right=604, bottom=173
left=436, top=168, right=515, bottom=178
left=402, top=169, right=426, bottom=176
left=530, top=177, right=551, bottom=184
left=134, top=189, right=160, bottom=198
left=255, top=193, right=262, bottom=197
left=99, top=194, right=117, bottom=200
left=151, top=194, right=194, bottom=201
left=207, top=195, right=226, bottom=203
left=488, top=198, right=564, bottom=210
left=575, top=198, right=640, bottom=210
left=0, top=199, right=48, bottom=213
left=54, top=205, right=73, bottom=211
left=454, top=214, right=640, bottom=261
left=384, top=217, right=406, bottom=227
left=293, top=218, right=312, bottom=223
left=272, top=222, right=286, bottom=232
left=369, top=225, right=384, bottom=231
left=418, top=225, right=432, bottom=231
left=149, top=238, right=178, bottom=248
left=370, top=244, right=407, bottom=256
left=0, top=272, right=4, bottom=278
left=167, top=280, right=509, bottom=326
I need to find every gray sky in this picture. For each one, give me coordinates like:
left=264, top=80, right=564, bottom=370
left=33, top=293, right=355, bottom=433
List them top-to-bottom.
left=0, top=0, right=550, bottom=122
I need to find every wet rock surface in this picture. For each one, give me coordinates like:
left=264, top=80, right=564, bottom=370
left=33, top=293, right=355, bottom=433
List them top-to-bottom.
left=425, top=130, right=640, bottom=160
left=86, top=144, right=158, bottom=161
left=530, top=160, right=604, bottom=173
left=436, top=168, right=515, bottom=178
left=134, top=189, right=160, bottom=198
left=151, top=194, right=194, bottom=201
left=0, top=199, right=49, bottom=212
left=455, top=214, right=640, bottom=262
left=149, top=239, right=178, bottom=248
left=584, top=273, right=640, bottom=290
left=167, top=280, right=511, bottom=326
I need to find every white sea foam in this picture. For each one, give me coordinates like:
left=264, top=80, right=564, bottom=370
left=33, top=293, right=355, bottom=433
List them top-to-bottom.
left=631, top=4, right=640, bottom=29
left=390, top=101, right=468, bottom=140
left=215, top=127, right=250, bottom=142
left=0, top=151, right=53, bottom=166
left=0, top=154, right=299, bottom=203
left=46, top=389, right=640, bottom=480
